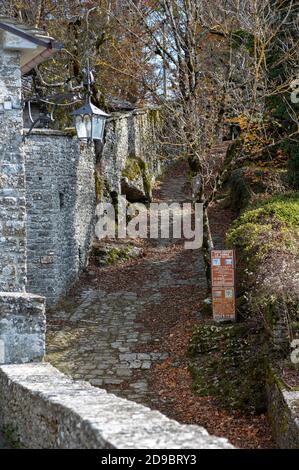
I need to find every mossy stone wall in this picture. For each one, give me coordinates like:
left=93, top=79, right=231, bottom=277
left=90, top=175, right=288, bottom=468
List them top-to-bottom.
left=99, top=109, right=161, bottom=204
left=189, top=322, right=269, bottom=414
left=266, top=366, right=299, bottom=448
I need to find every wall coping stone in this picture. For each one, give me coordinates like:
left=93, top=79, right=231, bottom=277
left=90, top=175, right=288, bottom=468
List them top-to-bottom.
left=22, top=128, right=75, bottom=137
left=0, top=292, right=44, bottom=302
left=0, top=363, right=234, bottom=449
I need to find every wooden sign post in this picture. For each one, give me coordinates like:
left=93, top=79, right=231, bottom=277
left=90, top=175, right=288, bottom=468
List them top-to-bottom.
left=211, top=250, right=236, bottom=322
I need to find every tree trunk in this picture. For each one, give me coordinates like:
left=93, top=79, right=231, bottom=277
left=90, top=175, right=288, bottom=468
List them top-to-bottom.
left=192, top=170, right=214, bottom=293
left=202, top=202, right=214, bottom=292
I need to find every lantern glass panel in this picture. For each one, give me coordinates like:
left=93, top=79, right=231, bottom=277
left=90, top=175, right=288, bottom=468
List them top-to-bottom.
left=75, top=114, right=92, bottom=140
left=84, top=114, right=92, bottom=139
left=75, top=115, right=86, bottom=139
left=91, top=116, right=105, bottom=141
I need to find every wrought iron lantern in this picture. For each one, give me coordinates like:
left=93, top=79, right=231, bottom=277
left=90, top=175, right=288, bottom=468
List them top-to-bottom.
left=70, top=100, right=110, bottom=143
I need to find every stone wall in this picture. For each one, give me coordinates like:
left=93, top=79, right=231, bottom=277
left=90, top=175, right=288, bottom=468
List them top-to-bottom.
left=0, top=41, right=26, bottom=292
left=23, top=109, right=161, bottom=306
left=100, top=109, right=161, bottom=202
left=24, top=130, right=96, bottom=306
left=0, top=292, right=45, bottom=364
left=0, top=362, right=233, bottom=449
left=266, top=367, right=299, bottom=448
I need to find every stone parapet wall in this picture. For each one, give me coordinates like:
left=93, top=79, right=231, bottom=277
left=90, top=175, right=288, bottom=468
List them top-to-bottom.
left=24, top=130, right=96, bottom=305
left=0, top=292, right=45, bottom=364
left=0, top=362, right=233, bottom=449
left=266, top=367, right=299, bottom=448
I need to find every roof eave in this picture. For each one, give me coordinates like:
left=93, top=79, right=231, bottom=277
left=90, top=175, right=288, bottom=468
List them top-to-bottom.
left=0, top=20, right=63, bottom=75
left=0, top=20, right=62, bottom=49
left=21, top=46, right=61, bottom=75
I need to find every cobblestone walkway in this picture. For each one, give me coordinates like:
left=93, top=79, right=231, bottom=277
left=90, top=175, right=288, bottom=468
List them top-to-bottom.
left=46, top=162, right=205, bottom=404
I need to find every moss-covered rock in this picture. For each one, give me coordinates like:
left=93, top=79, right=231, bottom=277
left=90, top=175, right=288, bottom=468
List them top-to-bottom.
left=121, top=155, right=152, bottom=202
left=122, top=157, right=143, bottom=181
left=227, top=192, right=299, bottom=264
left=91, top=243, right=142, bottom=266
left=2, top=424, right=22, bottom=448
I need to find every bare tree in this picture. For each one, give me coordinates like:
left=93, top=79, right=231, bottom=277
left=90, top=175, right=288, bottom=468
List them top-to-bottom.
left=111, top=0, right=299, bottom=283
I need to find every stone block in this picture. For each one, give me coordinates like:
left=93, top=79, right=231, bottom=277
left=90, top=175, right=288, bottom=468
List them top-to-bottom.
left=0, top=292, right=45, bottom=364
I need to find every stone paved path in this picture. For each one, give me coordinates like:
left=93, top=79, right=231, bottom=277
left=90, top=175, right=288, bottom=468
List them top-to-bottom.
left=45, top=151, right=274, bottom=449
left=46, top=162, right=206, bottom=404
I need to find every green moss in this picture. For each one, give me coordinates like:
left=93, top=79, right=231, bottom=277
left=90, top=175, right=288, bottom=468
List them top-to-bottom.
left=148, top=108, right=161, bottom=125
left=64, top=127, right=77, bottom=137
left=122, top=155, right=152, bottom=199
left=122, top=157, right=142, bottom=181
left=140, top=161, right=151, bottom=199
left=227, top=168, right=251, bottom=210
left=94, top=171, right=102, bottom=202
left=103, top=180, right=111, bottom=199
left=226, top=191, right=299, bottom=342
left=227, top=192, right=299, bottom=262
left=237, top=192, right=299, bottom=227
left=227, top=222, right=274, bottom=268
left=92, top=244, right=138, bottom=266
left=104, top=246, right=131, bottom=264
left=106, top=247, right=120, bottom=264
left=266, top=365, right=289, bottom=391
left=3, top=425, right=22, bottom=448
